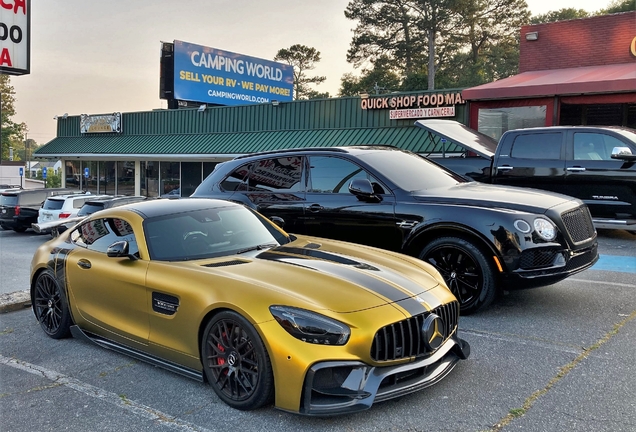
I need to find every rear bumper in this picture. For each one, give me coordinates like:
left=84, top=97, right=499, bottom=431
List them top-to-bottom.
left=592, top=218, right=636, bottom=232
left=297, top=335, right=470, bottom=416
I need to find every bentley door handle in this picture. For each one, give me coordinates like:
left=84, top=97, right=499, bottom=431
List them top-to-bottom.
left=496, top=166, right=513, bottom=171
left=566, top=167, right=586, bottom=172
left=307, top=204, right=324, bottom=213
left=77, top=259, right=92, bottom=269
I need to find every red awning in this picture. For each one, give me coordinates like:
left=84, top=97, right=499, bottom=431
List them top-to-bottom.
left=462, top=63, right=636, bottom=101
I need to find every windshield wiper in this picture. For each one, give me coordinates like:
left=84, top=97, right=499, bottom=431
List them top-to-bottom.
left=236, top=243, right=278, bottom=255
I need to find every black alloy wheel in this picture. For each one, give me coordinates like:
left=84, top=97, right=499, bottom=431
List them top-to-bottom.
left=420, top=237, right=496, bottom=314
left=33, top=270, right=72, bottom=339
left=201, top=311, right=274, bottom=411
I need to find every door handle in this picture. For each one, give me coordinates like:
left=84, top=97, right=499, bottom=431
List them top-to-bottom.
left=496, top=166, right=513, bottom=171
left=566, top=167, right=586, bottom=172
left=308, top=204, right=324, bottom=213
left=77, top=259, right=91, bottom=269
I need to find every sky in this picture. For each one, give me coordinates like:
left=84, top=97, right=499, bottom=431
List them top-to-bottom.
left=7, top=0, right=609, bottom=146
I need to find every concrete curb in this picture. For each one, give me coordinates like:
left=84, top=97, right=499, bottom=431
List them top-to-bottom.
left=0, top=290, right=31, bottom=314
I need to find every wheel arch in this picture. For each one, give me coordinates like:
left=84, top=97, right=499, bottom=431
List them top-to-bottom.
left=404, top=223, right=504, bottom=275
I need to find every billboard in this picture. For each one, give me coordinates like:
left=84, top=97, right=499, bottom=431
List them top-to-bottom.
left=0, top=0, right=30, bottom=75
left=172, top=40, right=294, bottom=106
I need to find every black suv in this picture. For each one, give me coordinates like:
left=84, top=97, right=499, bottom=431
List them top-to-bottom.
left=192, top=146, right=599, bottom=313
left=0, top=188, right=79, bottom=232
left=76, top=195, right=148, bottom=217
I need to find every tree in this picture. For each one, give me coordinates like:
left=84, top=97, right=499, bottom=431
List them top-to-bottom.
left=598, top=0, right=635, bottom=14
left=530, top=8, right=589, bottom=24
left=274, top=45, right=327, bottom=100
left=339, top=56, right=402, bottom=96
left=1, top=75, right=26, bottom=161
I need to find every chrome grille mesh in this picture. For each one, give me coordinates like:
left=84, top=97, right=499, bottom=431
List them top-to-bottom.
left=561, top=206, right=595, bottom=244
left=371, top=301, right=459, bottom=362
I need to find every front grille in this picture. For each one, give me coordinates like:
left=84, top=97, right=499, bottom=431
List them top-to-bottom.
left=561, top=207, right=595, bottom=244
left=519, top=249, right=562, bottom=269
left=371, top=301, right=459, bottom=362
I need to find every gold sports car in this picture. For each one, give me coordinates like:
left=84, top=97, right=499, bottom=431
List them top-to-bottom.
left=31, top=198, right=470, bottom=415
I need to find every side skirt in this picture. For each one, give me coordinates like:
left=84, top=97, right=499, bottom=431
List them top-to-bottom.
left=70, top=325, right=204, bottom=382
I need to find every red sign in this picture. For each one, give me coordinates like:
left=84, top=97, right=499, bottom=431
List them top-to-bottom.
left=0, top=0, right=30, bottom=75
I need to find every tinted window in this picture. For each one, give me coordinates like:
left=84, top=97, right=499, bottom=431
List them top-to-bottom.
left=573, top=132, right=625, bottom=161
left=510, top=133, right=562, bottom=160
left=355, top=150, right=465, bottom=192
left=308, top=156, right=382, bottom=194
left=222, top=157, right=304, bottom=192
left=0, top=195, right=18, bottom=206
left=73, top=197, right=93, bottom=209
left=43, top=199, right=65, bottom=210
left=77, top=203, right=105, bottom=216
left=144, top=206, right=289, bottom=261
left=71, top=218, right=138, bottom=255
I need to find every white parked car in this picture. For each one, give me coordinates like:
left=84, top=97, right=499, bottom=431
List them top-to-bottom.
left=37, top=193, right=97, bottom=231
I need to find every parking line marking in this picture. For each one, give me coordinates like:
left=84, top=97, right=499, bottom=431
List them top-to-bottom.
left=568, top=278, right=636, bottom=289
left=0, top=355, right=213, bottom=432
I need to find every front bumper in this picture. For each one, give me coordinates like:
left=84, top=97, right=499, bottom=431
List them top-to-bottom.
left=298, top=335, right=470, bottom=416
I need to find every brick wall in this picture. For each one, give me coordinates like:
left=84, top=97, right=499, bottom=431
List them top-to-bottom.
left=520, top=11, right=636, bottom=72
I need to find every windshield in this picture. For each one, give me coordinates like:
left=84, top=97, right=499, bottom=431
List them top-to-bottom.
left=613, top=128, right=636, bottom=145
left=356, top=150, right=467, bottom=192
left=0, top=195, right=18, bottom=206
left=77, top=203, right=105, bottom=216
left=144, top=205, right=290, bottom=261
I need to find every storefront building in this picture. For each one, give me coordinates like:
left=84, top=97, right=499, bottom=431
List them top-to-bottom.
left=462, top=11, right=636, bottom=140
left=34, top=90, right=467, bottom=196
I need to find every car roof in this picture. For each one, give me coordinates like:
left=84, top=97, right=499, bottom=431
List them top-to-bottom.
left=232, top=145, right=400, bottom=161
left=46, top=192, right=92, bottom=201
left=92, top=197, right=241, bottom=220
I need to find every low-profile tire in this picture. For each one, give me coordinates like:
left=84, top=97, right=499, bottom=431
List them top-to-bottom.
left=13, top=226, right=27, bottom=233
left=419, top=237, right=497, bottom=315
left=33, top=270, right=72, bottom=339
left=201, top=311, right=274, bottom=411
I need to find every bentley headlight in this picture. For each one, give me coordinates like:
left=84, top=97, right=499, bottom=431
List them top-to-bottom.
left=534, top=217, right=557, bottom=241
left=270, top=306, right=350, bottom=345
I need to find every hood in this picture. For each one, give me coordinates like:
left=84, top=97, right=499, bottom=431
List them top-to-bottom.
left=415, top=119, right=497, bottom=159
left=413, top=182, right=577, bottom=214
left=199, top=239, right=447, bottom=315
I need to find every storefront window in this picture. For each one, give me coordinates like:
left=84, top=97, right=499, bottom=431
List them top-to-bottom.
left=478, top=106, right=546, bottom=141
left=65, top=161, right=81, bottom=190
left=84, top=161, right=99, bottom=194
left=117, top=161, right=135, bottom=196
left=142, top=161, right=160, bottom=197
left=100, top=162, right=116, bottom=195
left=160, top=162, right=180, bottom=196
left=181, top=162, right=203, bottom=197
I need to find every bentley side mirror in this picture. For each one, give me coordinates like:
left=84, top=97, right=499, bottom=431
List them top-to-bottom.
left=349, top=179, right=381, bottom=202
left=270, top=216, right=285, bottom=228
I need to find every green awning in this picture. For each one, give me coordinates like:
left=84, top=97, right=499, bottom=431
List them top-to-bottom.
left=34, top=126, right=459, bottom=158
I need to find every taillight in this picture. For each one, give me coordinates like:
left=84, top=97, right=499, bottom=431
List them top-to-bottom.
left=15, top=205, right=20, bottom=216
left=59, top=213, right=71, bottom=219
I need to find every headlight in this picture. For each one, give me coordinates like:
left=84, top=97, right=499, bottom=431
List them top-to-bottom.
left=534, top=217, right=557, bottom=241
left=513, top=219, right=532, bottom=234
left=269, top=306, right=350, bottom=345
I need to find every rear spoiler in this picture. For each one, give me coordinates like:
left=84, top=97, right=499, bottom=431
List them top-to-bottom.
left=32, top=216, right=87, bottom=235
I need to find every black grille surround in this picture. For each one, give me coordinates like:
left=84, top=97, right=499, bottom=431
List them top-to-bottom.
left=561, top=206, right=596, bottom=244
left=371, top=301, right=459, bottom=362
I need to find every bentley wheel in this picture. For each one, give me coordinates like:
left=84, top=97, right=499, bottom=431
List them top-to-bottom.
left=420, top=237, right=496, bottom=314
left=33, top=270, right=72, bottom=339
left=201, top=311, right=274, bottom=410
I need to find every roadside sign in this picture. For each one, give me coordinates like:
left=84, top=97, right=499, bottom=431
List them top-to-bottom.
left=19, top=167, right=23, bottom=176
left=42, top=167, right=47, bottom=179
left=84, top=167, right=89, bottom=178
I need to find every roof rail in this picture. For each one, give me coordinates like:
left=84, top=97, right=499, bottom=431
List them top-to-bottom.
left=234, top=147, right=349, bottom=160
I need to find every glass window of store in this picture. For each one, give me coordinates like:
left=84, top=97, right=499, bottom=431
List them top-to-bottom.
left=478, top=106, right=546, bottom=141
left=65, top=161, right=81, bottom=190
left=84, top=161, right=99, bottom=194
left=100, top=161, right=116, bottom=195
left=117, top=161, right=135, bottom=196
left=141, top=161, right=160, bottom=197
left=160, top=162, right=180, bottom=196
left=181, top=162, right=203, bottom=197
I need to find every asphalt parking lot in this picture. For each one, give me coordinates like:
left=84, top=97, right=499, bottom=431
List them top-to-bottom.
left=1, top=228, right=635, bottom=432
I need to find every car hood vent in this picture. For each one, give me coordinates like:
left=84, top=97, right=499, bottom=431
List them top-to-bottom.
left=202, top=260, right=247, bottom=268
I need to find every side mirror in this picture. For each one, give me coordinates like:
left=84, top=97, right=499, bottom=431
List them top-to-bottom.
left=611, top=146, right=636, bottom=161
left=349, top=179, right=381, bottom=202
left=269, top=216, right=285, bottom=228
left=106, top=240, right=138, bottom=260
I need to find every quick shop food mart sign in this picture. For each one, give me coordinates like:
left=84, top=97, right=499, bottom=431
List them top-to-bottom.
left=0, top=0, right=30, bottom=75
left=173, top=40, right=294, bottom=106
left=361, top=91, right=465, bottom=120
